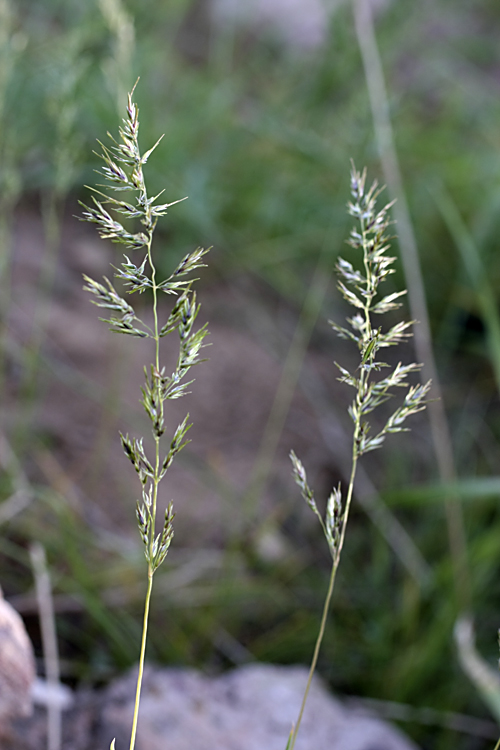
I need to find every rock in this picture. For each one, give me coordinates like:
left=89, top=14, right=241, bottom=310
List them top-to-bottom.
left=0, top=588, right=35, bottom=735
left=4, top=663, right=420, bottom=750
left=95, top=663, right=419, bottom=750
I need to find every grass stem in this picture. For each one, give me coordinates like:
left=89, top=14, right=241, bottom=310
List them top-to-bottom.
left=289, top=454, right=358, bottom=750
left=289, top=560, right=336, bottom=750
left=129, top=572, right=153, bottom=750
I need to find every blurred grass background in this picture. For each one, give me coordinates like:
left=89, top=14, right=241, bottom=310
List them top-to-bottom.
left=2, top=0, right=500, bottom=747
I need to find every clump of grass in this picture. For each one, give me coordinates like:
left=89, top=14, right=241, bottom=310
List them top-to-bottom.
left=79, top=81, right=209, bottom=750
left=77, top=87, right=436, bottom=750
left=288, top=163, right=431, bottom=749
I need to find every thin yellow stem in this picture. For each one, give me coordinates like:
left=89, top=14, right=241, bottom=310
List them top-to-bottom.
left=129, top=572, right=153, bottom=750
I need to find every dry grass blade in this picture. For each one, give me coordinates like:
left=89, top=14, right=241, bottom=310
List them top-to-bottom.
left=351, top=0, right=470, bottom=611
left=30, top=543, right=62, bottom=750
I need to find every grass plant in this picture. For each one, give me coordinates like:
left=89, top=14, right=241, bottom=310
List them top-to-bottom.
left=79, top=81, right=209, bottom=750
left=76, top=85, right=431, bottom=750
left=288, top=163, right=431, bottom=748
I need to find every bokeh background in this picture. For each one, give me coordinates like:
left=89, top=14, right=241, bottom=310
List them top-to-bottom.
left=2, top=0, right=500, bottom=747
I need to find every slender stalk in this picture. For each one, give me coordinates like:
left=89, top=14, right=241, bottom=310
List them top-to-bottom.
left=147, top=234, right=160, bottom=371
left=289, top=454, right=358, bottom=750
left=334, top=455, right=358, bottom=570
left=289, top=561, right=336, bottom=750
left=129, top=572, right=153, bottom=750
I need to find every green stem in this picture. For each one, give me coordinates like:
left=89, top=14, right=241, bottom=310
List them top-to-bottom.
left=147, top=231, right=161, bottom=534
left=148, top=235, right=160, bottom=374
left=150, top=437, right=160, bottom=577
left=335, top=452, right=358, bottom=569
left=289, top=454, right=358, bottom=750
left=289, top=561, right=336, bottom=750
left=129, top=571, right=153, bottom=750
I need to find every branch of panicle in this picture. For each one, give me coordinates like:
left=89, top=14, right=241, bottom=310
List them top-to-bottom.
left=79, top=83, right=211, bottom=750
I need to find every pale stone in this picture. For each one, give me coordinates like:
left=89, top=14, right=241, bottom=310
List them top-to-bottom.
left=0, top=589, right=35, bottom=734
left=96, top=663, right=419, bottom=750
